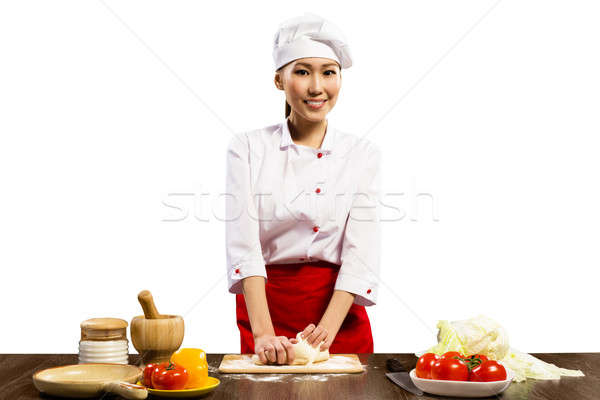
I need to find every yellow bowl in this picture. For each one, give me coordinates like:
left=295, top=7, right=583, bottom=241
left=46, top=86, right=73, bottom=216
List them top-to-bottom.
left=136, top=377, right=220, bottom=398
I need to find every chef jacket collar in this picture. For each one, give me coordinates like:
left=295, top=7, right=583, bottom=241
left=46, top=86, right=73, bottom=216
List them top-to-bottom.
left=280, top=117, right=336, bottom=152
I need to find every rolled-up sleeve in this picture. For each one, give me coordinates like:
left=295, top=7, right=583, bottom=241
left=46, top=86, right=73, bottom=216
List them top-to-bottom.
left=225, top=133, right=267, bottom=294
left=335, top=143, right=382, bottom=306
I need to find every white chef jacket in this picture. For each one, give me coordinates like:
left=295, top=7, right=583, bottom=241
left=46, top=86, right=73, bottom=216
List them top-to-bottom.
left=225, top=118, right=381, bottom=306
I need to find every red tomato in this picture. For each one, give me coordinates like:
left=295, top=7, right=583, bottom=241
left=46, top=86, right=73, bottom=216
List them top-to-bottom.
left=440, top=351, right=465, bottom=360
left=416, top=353, right=439, bottom=379
left=431, top=358, right=469, bottom=381
left=470, top=360, right=507, bottom=382
left=151, top=361, right=189, bottom=390
left=143, top=363, right=158, bottom=388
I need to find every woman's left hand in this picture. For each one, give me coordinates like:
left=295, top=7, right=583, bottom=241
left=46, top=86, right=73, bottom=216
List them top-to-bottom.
left=300, top=323, right=335, bottom=352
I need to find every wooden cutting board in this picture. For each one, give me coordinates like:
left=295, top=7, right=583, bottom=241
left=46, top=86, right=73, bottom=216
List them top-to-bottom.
left=218, top=354, right=364, bottom=373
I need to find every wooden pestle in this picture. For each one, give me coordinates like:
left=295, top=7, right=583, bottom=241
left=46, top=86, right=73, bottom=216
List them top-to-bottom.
left=137, top=290, right=162, bottom=319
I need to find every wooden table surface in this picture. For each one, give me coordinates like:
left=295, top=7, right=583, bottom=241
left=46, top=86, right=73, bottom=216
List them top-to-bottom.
left=1, top=353, right=598, bottom=399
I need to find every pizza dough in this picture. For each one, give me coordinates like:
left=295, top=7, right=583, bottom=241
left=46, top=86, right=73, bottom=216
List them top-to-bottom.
left=252, top=332, right=330, bottom=365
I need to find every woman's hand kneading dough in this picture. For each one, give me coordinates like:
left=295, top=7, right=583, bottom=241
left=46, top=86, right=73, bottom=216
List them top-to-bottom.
left=301, top=323, right=331, bottom=352
left=252, top=326, right=330, bottom=366
left=254, top=334, right=298, bottom=365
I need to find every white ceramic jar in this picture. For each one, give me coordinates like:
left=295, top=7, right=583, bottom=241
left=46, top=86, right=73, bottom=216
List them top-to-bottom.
left=78, top=318, right=129, bottom=364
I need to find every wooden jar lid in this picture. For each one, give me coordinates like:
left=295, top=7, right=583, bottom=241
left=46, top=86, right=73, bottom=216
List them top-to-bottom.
left=80, top=318, right=128, bottom=341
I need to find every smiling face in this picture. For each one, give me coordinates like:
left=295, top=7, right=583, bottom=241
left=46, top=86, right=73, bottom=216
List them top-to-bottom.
left=275, top=57, right=342, bottom=122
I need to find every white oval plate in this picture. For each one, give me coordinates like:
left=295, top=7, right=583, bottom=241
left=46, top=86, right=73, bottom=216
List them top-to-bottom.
left=409, top=365, right=514, bottom=398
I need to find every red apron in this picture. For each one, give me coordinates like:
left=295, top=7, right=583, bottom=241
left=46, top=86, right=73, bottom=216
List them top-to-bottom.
left=236, top=260, right=374, bottom=354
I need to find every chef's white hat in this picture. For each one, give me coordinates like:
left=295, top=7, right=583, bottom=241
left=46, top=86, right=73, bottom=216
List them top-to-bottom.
left=272, top=12, right=353, bottom=71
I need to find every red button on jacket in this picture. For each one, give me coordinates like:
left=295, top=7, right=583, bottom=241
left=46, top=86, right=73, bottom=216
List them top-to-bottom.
left=317, top=152, right=323, bottom=158
left=315, top=188, right=321, bottom=194
left=313, top=226, right=319, bottom=232
left=235, top=268, right=240, bottom=274
left=367, top=288, right=372, bottom=294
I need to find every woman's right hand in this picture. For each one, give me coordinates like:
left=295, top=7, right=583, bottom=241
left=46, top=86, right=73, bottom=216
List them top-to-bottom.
left=254, top=334, right=298, bottom=364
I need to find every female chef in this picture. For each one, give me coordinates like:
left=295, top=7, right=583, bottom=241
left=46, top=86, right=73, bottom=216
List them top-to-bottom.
left=225, top=13, right=381, bottom=365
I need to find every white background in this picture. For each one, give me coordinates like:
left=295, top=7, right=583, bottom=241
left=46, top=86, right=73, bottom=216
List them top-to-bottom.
left=1, top=0, right=599, bottom=354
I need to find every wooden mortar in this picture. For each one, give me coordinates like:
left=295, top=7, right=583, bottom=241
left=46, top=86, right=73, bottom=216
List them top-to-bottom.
left=130, top=290, right=184, bottom=365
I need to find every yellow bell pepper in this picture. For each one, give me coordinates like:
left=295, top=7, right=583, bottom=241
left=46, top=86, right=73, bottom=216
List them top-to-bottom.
left=170, top=348, right=208, bottom=389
